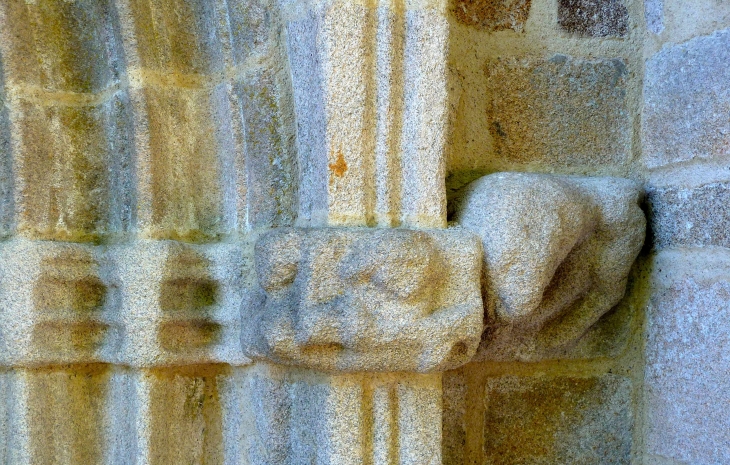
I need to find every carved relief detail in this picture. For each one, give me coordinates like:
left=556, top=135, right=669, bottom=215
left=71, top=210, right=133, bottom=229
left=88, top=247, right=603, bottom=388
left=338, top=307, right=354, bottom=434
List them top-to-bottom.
left=242, top=227, right=484, bottom=372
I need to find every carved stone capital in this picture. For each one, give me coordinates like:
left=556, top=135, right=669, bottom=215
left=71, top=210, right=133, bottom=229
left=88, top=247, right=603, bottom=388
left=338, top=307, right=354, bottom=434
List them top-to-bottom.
left=242, top=227, right=483, bottom=372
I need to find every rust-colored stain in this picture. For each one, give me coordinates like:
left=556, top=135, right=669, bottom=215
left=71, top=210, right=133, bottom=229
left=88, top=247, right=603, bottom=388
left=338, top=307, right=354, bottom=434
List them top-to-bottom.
left=329, top=150, right=348, bottom=182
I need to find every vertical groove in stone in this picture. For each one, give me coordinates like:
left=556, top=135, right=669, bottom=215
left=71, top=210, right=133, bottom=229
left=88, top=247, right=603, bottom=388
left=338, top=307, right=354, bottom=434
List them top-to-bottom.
left=0, top=0, right=133, bottom=242
left=116, top=0, right=299, bottom=239
left=117, top=0, right=235, bottom=242
left=225, top=0, right=300, bottom=231
left=284, top=0, right=447, bottom=228
left=322, top=0, right=377, bottom=227
left=374, top=0, right=405, bottom=227
left=400, top=8, right=448, bottom=228
left=287, top=9, right=331, bottom=226
left=0, top=58, right=13, bottom=239
left=237, top=67, right=298, bottom=231
left=25, top=365, right=111, bottom=465
left=144, top=365, right=227, bottom=465
left=238, top=367, right=444, bottom=465
left=0, top=371, right=10, bottom=464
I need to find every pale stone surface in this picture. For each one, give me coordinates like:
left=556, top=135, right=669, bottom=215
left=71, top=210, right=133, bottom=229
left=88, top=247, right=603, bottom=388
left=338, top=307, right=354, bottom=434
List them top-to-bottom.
left=0, top=0, right=123, bottom=93
left=1, top=0, right=723, bottom=462
left=227, top=0, right=276, bottom=65
left=451, top=0, right=532, bottom=32
left=558, top=0, right=628, bottom=37
left=645, top=0, right=664, bottom=34
left=645, top=0, right=730, bottom=49
left=285, top=1, right=448, bottom=228
left=643, top=28, right=730, bottom=169
left=486, top=55, right=630, bottom=168
left=235, top=68, right=298, bottom=230
left=453, top=172, right=645, bottom=361
left=647, top=182, right=730, bottom=249
left=243, top=227, right=483, bottom=372
left=0, top=239, right=250, bottom=367
left=645, top=249, right=730, bottom=465
left=239, top=363, right=442, bottom=465
left=482, top=375, right=633, bottom=464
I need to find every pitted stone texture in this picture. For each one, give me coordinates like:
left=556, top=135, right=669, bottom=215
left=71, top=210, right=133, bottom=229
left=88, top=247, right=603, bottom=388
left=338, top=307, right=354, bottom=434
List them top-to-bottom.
left=0, top=0, right=123, bottom=93
left=118, top=0, right=226, bottom=74
left=451, top=0, right=532, bottom=32
left=558, top=0, right=628, bottom=37
left=645, top=0, right=664, bottom=34
left=285, top=1, right=448, bottom=228
left=643, top=29, right=730, bottom=169
left=486, top=55, right=630, bottom=169
left=234, top=67, right=298, bottom=230
left=0, top=70, right=12, bottom=239
left=129, top=84, right=238, bottom=242
left=10, top=93, right=135, bottom=242
left=453, top=172, right=645, bottom=361
left=647, top=182, right=730, bottom=250
left=242, top=227, right=483, bottom=372
left=0, top=239, right=251, bottom=367
left=0, top=240, right=119, bottom=366
left=112, top=240, right=250, bottom=367
left=645, top=250, right=730, bottom=465
left=239, top=363, right=442, bottom=465
left=6, top=366, right=260, bottom=464
left=483, top=375, right=633, bottom=465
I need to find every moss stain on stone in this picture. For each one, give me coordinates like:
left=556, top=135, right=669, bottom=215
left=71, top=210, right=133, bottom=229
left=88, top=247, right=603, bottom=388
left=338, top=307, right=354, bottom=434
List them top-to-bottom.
left=27, top=364, right=111, bottom=465
left=147, top=364, right=228, bottom=465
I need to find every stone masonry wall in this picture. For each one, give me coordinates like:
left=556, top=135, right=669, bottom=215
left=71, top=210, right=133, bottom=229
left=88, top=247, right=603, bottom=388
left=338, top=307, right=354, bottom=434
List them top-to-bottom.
left=0, top=0, right=727, bottom=464
left=443, top=0, right=730, bottom=464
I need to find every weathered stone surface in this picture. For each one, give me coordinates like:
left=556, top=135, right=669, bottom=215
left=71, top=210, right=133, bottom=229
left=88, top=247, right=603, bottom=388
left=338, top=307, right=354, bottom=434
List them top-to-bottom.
left=0, top=0, right=123, bottom=93
left=118, top=0, right=225, bottom=75
left=227, top=0, right=276, bottom=65
left=451, top=0, right=532, bottom=32
left=558, top=0, right=628, bottom=37
left=645, top=0, right=664, bottom=34
left=285, top=1, right=448, bottom=228
left=643, top=29, right=730, bottom=169
left=486, top=55, right=630, bottom=168
left=0, top=66, right=12, bottom=239
left=235, top=68, right=298, bottom=230
left=130, top=84, right=237, bottom=242
left=10, top=94, right=134, bottom=242
left=453, top=172, right=645, bottom=361
left=647, top=182, right=730, bottom=249
left=242, top=227, right=483, bottom=372
left=0, top=239, right=250, bottom=367
left=111, top=240, right=249, bottom=367
left=645, top=250, right=730, bottom=465
left=239, top=363, right=443, bottom=465
left=23, top=365, right=111, bottom=465
left=145, top=366, right=228, bottom=464
left=442, top=370, right=468, bottom=465
left=483, top=375, right=633, bottom=464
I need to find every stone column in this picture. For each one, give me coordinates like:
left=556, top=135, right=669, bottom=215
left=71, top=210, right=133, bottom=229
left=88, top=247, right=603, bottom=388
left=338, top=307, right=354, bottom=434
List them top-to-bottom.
left=282, top=0, right=450, bottom=228
left=240, top=2, right=466, bottom=461
left=241, top=228, right=484, bottom=464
